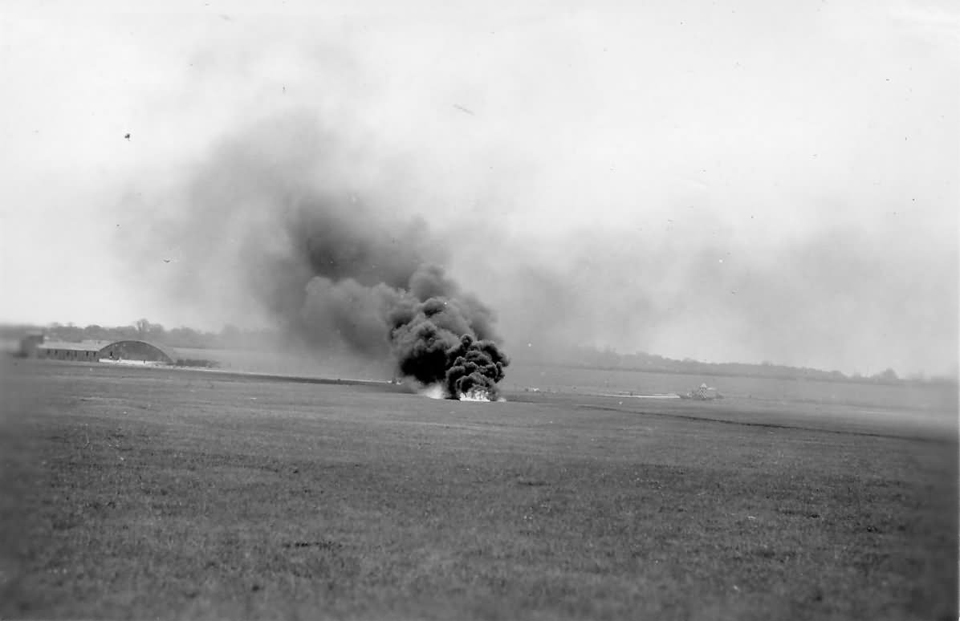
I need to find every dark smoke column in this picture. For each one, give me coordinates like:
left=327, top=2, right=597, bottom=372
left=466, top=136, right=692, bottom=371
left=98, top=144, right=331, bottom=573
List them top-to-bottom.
left=127, top=116, right=509, bottom=398
left=267, top=194, right=509, bottom=399
left=386, top=268, right=510, bottom=400
left=444, top=334, right=509, bottom=400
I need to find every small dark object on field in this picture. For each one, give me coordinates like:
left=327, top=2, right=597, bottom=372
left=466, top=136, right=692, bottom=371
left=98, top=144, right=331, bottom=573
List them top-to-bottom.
left=175, top=358, right=219, bottom=368
left=679, top=383, right=723, bottom=400
left=282, top=540, right=342, bottom=550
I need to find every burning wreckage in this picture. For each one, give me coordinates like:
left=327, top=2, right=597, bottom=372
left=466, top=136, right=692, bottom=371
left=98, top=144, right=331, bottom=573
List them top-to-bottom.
left=154, top=126, right=510, bottom=401
left=246, top=194, right=510, bottom=401
left=290, top=263, right=510, bottom=401
left=389, top=293, right=510, bottom=401
left=679, top=383, right=723, bottom=401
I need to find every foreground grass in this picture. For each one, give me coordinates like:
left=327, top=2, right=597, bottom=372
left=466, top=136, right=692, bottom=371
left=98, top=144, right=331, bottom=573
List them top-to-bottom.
left=1, top=360, right=956, bottom=620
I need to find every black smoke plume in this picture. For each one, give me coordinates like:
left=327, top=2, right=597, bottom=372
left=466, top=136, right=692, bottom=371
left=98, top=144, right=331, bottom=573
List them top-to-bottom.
left=123, top=119, right=509, bottom=397
left=275, top=197, right=509, bottom=399
left=294, top=257, right=509, bottom=399
left=387, top=278, right=508, bottom=399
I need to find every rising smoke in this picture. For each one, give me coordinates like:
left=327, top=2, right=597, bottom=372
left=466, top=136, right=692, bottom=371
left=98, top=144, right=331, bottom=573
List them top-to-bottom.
left=118, top=109, right=958, bottom=382
left=127, top=116, right=509, bottom=399
left=270, top=195, right=509, bottom=399
left=295, top=258, right=510, bottom=399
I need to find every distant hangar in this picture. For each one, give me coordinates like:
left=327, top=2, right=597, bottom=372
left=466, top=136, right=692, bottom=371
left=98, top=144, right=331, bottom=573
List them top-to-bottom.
left=20, top=334, right=178, bottom=365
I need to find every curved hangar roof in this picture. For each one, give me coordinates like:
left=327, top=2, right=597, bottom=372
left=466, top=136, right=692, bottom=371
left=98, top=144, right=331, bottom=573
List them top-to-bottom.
left=97, top=340, right=179, bottom=364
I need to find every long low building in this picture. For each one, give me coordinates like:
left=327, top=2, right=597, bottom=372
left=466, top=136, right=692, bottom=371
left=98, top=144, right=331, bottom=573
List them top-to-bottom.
left=23, top=335, right=179, bottom=365
left=37, top=340, right=113, bottom=362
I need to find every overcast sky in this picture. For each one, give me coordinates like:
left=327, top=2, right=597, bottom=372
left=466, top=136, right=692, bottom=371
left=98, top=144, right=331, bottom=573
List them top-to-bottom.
left=1, top=0, right=957, bottom=376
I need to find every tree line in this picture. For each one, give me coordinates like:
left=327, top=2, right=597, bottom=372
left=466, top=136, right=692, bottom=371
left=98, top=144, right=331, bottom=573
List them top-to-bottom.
left=2, top=320, right=277, bottom=352
left=1, top=321, right=951, bottom=385
left=519, top=344, right=951, bottom=386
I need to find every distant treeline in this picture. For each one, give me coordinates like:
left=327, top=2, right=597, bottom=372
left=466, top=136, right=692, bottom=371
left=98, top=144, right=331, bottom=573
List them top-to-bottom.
left=0, top=320, right=276, bottom=352
left=1, top=321, right=954, bottom=386
left=530, top=346, right=955, bottom=387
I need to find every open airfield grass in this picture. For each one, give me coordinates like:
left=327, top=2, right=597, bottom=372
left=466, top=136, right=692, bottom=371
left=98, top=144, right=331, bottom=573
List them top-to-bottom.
left=0, top=359, right=956, bottom=620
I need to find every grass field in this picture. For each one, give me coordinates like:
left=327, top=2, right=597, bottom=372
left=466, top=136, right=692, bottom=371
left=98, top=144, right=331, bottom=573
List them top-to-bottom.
left=173, top=346, right=958, bottom=415
left=1, top=358, right=956, bottom=620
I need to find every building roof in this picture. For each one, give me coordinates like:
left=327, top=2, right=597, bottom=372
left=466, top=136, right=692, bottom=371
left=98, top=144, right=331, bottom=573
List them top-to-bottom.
left=36, top=339, right=182, bottom=363
left=99, top=339, right=180, bottom=363
left=38, top=340, right=114, bottom=352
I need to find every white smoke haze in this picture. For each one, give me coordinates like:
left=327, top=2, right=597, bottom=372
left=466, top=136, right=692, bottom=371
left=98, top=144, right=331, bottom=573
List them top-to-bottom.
left=1, top=2, right=957, bottom=378
left=420, top=384, right=446, bottom=401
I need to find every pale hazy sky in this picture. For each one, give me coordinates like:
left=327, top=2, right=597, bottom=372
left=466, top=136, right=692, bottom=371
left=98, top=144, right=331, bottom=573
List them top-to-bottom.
left=1, top=0, right=957, bottom=376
